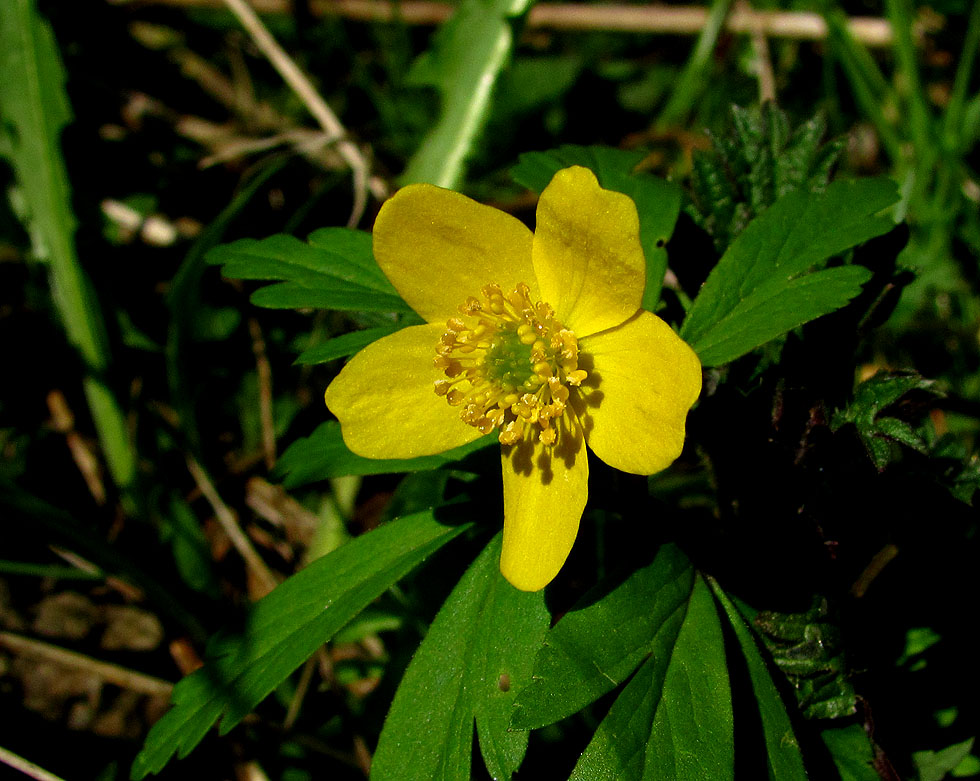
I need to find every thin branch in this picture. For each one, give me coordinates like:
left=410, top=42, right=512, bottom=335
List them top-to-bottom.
left=113, top=0, right=901, bottom=47
left=219, top=0, right=370, bottom=225
left=741, top=0, right=776, bottom=103
left=248, top=317, right=277, bottom=471
left=187, top=456, right=279, bottom=597
left=0, top=632, right=174, bottom=698
left=0, top=745, right=68, bottom=781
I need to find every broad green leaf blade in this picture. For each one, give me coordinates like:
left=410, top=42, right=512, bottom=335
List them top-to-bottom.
left=0, top=0, right=134, bottom=489
left=401, top=0, right=534, bottom=188
left=512, top=145, right=683, bottom=309
left=681, top=178, right=899, bottom=366
left=207, top=232, right=412, bottom=313
left=690, top=266, right=871, bottom=367
left=294, top=325, right=403, bottom=365
left=273, top=422, right=496, bottom=489
left=130, top=511, right=471, bottom=780
left=372, top=535, right=548, bottom=780
left=512, top=544, right=695, bottom=730
left=568, top=575, right=732, bottom=781
left=644, top=575, right=733, bottom=779
left=710, top=582, right=809, bottom=780
left=569, top=652, right=669, bottom=781
left=821, top=724, right=879, bottom=781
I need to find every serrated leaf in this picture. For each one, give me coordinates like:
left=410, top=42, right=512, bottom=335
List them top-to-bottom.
left=401, top=0, right=533, bottom=188
left=512, top=145, right=683, bottom=309
left=681, top=178, right=899, bottom=366
left=207, top=231, right=411, bottom=313
left=689, top=266, right=872, bottom=367
left=294, top=325, right=403, bottom=365
left=874, top=416, right=927, bottom=451
left=273, top=422, right=496, bottom=489
left=130, top=510, right=471, bottom=779
left=372, top=534, right=548, bottom=781
left=511, top=544, right=694, bottom=730
left=568, top=575, right=733, bottom=781
left=710, top=582, right=808, bottom=780
left=821, top=724, right=879, bottom=781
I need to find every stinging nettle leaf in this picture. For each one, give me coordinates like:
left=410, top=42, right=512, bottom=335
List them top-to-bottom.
left=681, top=178, right=899, bottom=367
left=207, top=230, right=411, bottom=313
left=274, top=421, right=495, bottom=489
left=130, top=511, right=471, bottom=779
left=371, top=534, right=549, bottom=781
left=512, top=543, right=694, bottom=730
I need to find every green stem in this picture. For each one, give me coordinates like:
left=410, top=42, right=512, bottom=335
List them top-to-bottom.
left=656, top=0, right=733, bottom=129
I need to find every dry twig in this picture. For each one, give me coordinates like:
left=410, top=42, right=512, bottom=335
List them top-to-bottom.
left=113, top=0, right=900, bottom=47
left=219, top=0, right=372, bottom=225
left=248, top=318, right=277, bottom=471
left=187, top=456, right=280, bottom=597
left=0, top=632, right=174, bottom=698
left=0, top=745, right=68, bottom=781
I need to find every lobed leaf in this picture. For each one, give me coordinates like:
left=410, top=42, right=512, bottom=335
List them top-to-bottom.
left=512, top=145, right=683, bottom=309
left=681, top=178, right=899, bottom=366
left=207, top=229, right=411, bottom=313
left=294, top=325, right=404, bottom=366
left=273, top=422, right=496, bottom=489
left=131, top=510, right=471, bottom=779
left=371, top=534, right=549, bottom=780
left=511, top=543, right=694, bottom=730
left=569, top=574, right=733, bottom=781
left=710, top=582, right=809, bottom=780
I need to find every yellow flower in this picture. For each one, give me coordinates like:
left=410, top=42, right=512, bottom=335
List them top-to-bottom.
left=325, top=166, right=702, bottom=591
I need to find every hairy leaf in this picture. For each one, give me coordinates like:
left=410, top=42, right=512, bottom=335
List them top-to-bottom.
left=401, top=0, right=534, bottom=187
left=131, top=511, right=471, bottom=779
left=372, top=535, right=548, bottom=780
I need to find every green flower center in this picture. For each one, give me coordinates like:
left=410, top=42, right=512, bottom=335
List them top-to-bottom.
left=433, top=282, right=588, bottom=447
left=484, top=331, right=535, bottom=389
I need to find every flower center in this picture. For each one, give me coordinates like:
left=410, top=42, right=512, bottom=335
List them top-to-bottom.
left=433, top=282, right=588, bottom=446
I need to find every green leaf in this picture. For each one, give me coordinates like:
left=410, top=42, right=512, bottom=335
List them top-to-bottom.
left=0, top=0, right=134, bottom=489
left=401, top=0, right=534, bottom=188
left=512, top=145, right=683, bottom=309
left=680, top=178, right=899, bottom=366
left=207, top=230, right=411, bottom=313
left=294, top=325, right=403, bottom=365
left=274, top=422, right=495, bottom=489
left=130, top=510, right=472, bottom=780
left=372, top=535, right=549, bottom=780
left=512, top=543, right=694, bottom=730
left=568, top=575, right=733, bottom=780
left=644, top=575, right=733, bottom=779
left=710, top=582, right=809, bottom=780
left=821, top=723, right=879, bottom=781
left=914, top=738, right=976, bottom=781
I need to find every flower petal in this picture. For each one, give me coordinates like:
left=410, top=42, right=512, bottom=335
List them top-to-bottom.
left=532, top=166, right=646, bottom=338
left=373, top=184, right=538, bottom=324
left=576, top=311, right=701, bottom=475
left=324, top=323, right=483, bottom=458
left=499, top=416, right=589, bottom=591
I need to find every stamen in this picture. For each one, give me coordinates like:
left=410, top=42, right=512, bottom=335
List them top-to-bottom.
left=433, top=282, right=590, bottom=446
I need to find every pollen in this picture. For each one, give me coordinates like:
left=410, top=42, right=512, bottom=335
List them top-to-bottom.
left=433, top=282, right=589, bottom=447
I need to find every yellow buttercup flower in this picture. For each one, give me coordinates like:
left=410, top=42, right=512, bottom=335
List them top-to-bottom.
left=325, top=166, right=702, bottom=591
